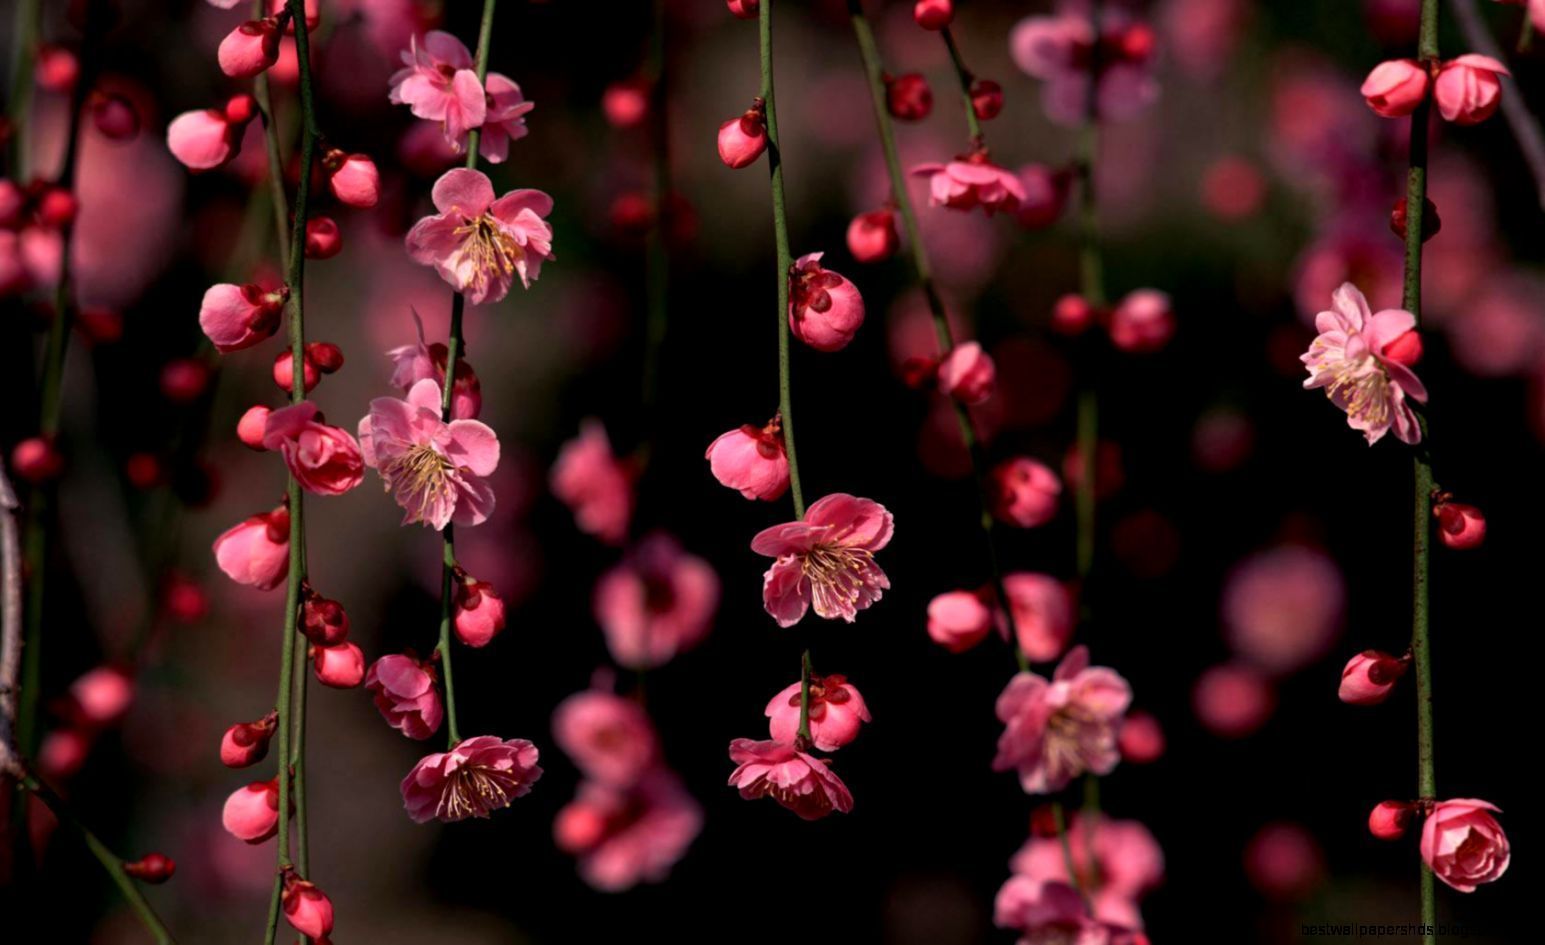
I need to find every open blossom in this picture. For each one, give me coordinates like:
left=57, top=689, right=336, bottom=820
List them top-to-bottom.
left=1010, top=5, right=1159, bottom=125
left=389, top=31, right=487, bottom=148
left=477, top=74, right=535, bottom=163
left=912, top=155, right=1027, bottom=215
left=405, top=168, right=554, bottom=304
left=789, top=252, right=865, bottom=352
left=1302, top=282, right=1427, bottom=445
left=198, top=283, right=285, bottom=352
left=387, top=310, right=482, bottom=419
left=359, top=378, right=499, bottom=529
left=262, top=403, right=365, bottom=496
left=705, top=416, right=788, bottom=501
left=551, top=420, right=634, bottom=544
left=751, top=493, right=893, bottom=627
left=212, top=504, right=289, bottom=589
left=593, top=533, right=719, bottom=669
left=999, top=573, right=1074, bottom=663
left=994, top=646, right=1131, bottom=794
left=366, top=654, right=444, bottom=740
left=765, top=674, right=870, bottom=751
left=552, top=689, right=658, bottom=788
left=401, top=735, right=543, bottom=823
left=726, top=738, right=853, bottom=820
left=555, top=772, right=702, bottom=892
left=1421, top=799, right=1510, bottom=892
left=1007, top=815, right=1164, bottom=930
left=995, top=876, right=1125, bottom=943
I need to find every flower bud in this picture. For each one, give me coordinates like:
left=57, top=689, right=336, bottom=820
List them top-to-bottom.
left=726, top=0, right=758, bottom=18
left=913, top=0, right=954, bottom=31
left=218, top=18, right=282, bottom=80
left=36, top=44, right=79, bottom=93
left=1434, top=55, right=1509, bottom=126
left=1360, top=58, right=1430, bottom=118
left=885, top=73, right=932, bottom=122
left=601, top=79, right=648, bottom=128
left=970, top=79, right=1003, bottom=121
left=89, top=92, right=140, bottom=141
left=224, top=93, right=258, bottom=126
left=717, top=104, right=768, bottom=169
left=323, top=149, right=380, bottom=208
left=1015, top=164, right=1070, bottom=229
left=36, top=187, right=78, bottom=227
left=1389, top=196, right=1441, bottom=244
left=846, top=209, right=899, bottom=264
left=304, top=216, right=342, bottom=259
left=789, top=252, right=865, bottom=352
left=199, top=282, right=285, bottom=353
left=1109, top=289, right=1175, bottom=353
left=1051, top=293, right=1095, bottom=335
left=1380, top=328, right=1423, bottom=367
left=305, top=341, right=344, bottom=374
left=936, top=341, right=996, bottom=404
left=273, top=349, right=320, bottom=393
left=160, top=357, right=211, bottom=404
left=237, top=405, right=272, bottom=450
left=706, top=417, right=789, bottom=501
left=10, top=436, right=64, bottom=484
left=124, top=453, right=164, bottom=490
left=988, top=456, right=1061, bottom=528
left=1434, top=501, right=1485, bottom=550
left=213, top=504, right=290, bottom=590
left=162, top=573, right=209, bottom=623
left=454, top=577, right=506, bottom=648
left=926, top=589, right=993, bottom=653
left=301, top=594, right=350, bottom=646
left=311, top=641, right=366, bottom=688
left=1338, top=649, right=1409, bottom=705
left=64, top=664, right=135, bottom=727
left=1118, top=710, right=1165, bottom=763
left=220, top=711, right=278, bottom=768
left=222, top=779, right=281, bottom=843
left=1369, top=800, right=1415, bottom=840
left=122, top=852, right=176, bottom=884
left=281, top=870, right=335, bottom=940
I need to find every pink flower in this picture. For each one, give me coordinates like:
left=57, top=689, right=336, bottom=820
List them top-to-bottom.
left=1010, top=6, right=1159, bottom=125
left=218, top=18, right=282, bottom=79
left=388, top=32, right=487, bottom=149
left=1433, top=55, right=1509, bottom=126
left=1360, top=58, right=1430, bottom=118
left=476, top=74, right=535, bottom=163
left=166, top=96, right=256, bottom=170
left=717, top=102, right=767, bottom=169
left=324, top=150, right=381, bottom=208
left=912, top=156, right=1027, bottom=215
left=1016, top=163, right=1071, bottom=229
left=406, top=168, right=554, bottom=304
left=846, top=209, right=899, bottom=264
left=788, top=252, right=865, bottom=352
left=198, top=282, right=286, bottom=352
left=1302, top=282, right=1428, bottom=445
left=1108, top=289, right=1175, bottom=353
left=386, top=310, right=482, bottom=419
left=937, top=341, right=997, bottom=404
left=358, top=378, right=500, bottom=530
left=261, top=402, right=365, bottom=496
left=705, top=416, right=789, bottom=501
left=551, top=420, right=634, bottom=544
left=989, top=457, right=1062, bottom=528
left=751, top=493, right=893, bottom=627
left=1435, top=500, right=1486, bottom=549
left=212, top=504, right=290, bottom=590
left=593, top=533, right=719, bottom=668
left=1223, top=545, right=1345, bottom=674
left=1000, top=573, right=1074, bottom=663
left=453, top=575, right=506, bottom=647
left=927, top=589, right=994, bottom=653
left=311, top=641, right=365, bottom=688
left=993, top=646, right=1131, bottom=794
left=1338, top=649, right=1409, bottom=705
left=365, top=653, right=444, bottom=740
left=1193, top=662, right=1275, bottom=737
left=63, top=665, right=134, bottom=728
left=765, top=674, right=870, bottom=751
left=552, top=689, right=658, bottom=788
left=1118, top=711, right=1164, bottom=763
left=220, top=713, right=277, bottom=768
left=401, top=735, right=543, bottom=823
left=726, top=738, right=853, bottom=820
left=554, top=772, right=702, bottom=892
left=222, top=779, right=280, bottom=843
left=1421, top=799, right=1510, bottom=891
left=1369, top=800, right=1415, bottom=840
left=1007, top=814, right=1164, bottom=930
left=1244, top=822, right=1324, bottom=900
left=281, top=872, right=334, bottom=940
left=994, top=876, right=1117, bottom=942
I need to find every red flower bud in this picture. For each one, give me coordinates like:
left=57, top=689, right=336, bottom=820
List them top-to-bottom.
left=913, top=0, right=954, bottom=31
left=885, top=73, right=933, bottom=122
left=970, top=79, right=1004, bottom=121
left=1389, top=196, right=1441, bottom=243
left=304, top=216, right=342, bottom=259
left=305, top=341, right=344, bottom=374
left=1434, top=501, right=1485, bottom=550
left=301, top=594, right=350, bottom=646
left=220, top=711, right=278, bottom=768
left=1369, top=800, right=1415, bottom=841
left=123, top=852, right=176, bottom=884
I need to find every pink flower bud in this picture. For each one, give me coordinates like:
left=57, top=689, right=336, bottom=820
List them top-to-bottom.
left=270, top=0, right=320, bottom=32
left=726, top=0, right=759, bottom=18
left=913, top=0, right=954, bottom=31
left=218, top=18, right=281, bottom=80
left=36, top=44, right=78, bottom=93
left=1434, top=54, right=1509, bottom=126
left=1360, top=58, right=1430, bottom=118
left=885, top=73, right=932, bottom=121
left=970, top=78, right=1003, bottom=121
left=601, top=79, right=648, bottom=128
left=89, top=92, right=139, bottom=141
left=224, top=93, right=258, bottom=126
left=717, top=104, right=768, bottom=169
left=323, top=149, right=380, bottom=208
left=1015, top=164, right=1069, bottom=229
left=36, top=187, right=78, bottom=227
left=1389, top=196, right=1441, bottom=244
left=846, top=209, right=899, bottom=264
left=304, top=216, right=342, bottom=259
left=789, top=251, right=865, bottom=352
left=199, top=282, right=285, bottom=353
left=1109, top=289, right=1175, bottom=353
left=1051, top=293, right=1096, bottom=334
left=76, top=306, right=123, bottom=344
left=1381, top=328, right=1423, bottom=367
left=305, top=341, right=344, bottom=373
left=937, top=341, right=996, bottom=404
left=272, top=349, right=320, bottom=393
left=160, top=357, right=211, bottom=404
left=237, top=406, right=271, bottom=450
left=706, top=417, right=789, bottom=501
left=10, top=436, right=64, bottom=484
left=987, top=456, right=1061, bottom=528
left=1435, top=501, right=1485, bottom=550
left=212, top=504, right=290, bottom=590
left=162, top=573, right=209, bottom=622
left=454, top=577, right=507, bottom=648
left=926, top=589, right=993, bottom=653
left=301, top=593, right=350, bottom=645
left=311, top=642, right=365, bottom=689
left=1338, top=649, right=1409, bottom=705
left=365, top=653, right=443, bottom=740
left=64, top=664, right=135, bottom=728
left=766, top=673, right=870, bottom=751
left=1118, top=710, right=1165, bottom=763
left=220, top=711, right=277, bottom=768
left=39, top=727, right=90, bottom=780
left=221, top=779, right=281, bottom=843
left=1421, top=799, right=1510, bottom=891
left=1368, top=800, right=1414, bottom=840
left=554, top=801, right=607, bottom=853
left=122, top=852, right=176, bottom=884
left=281, top=871, right=335, bottom=940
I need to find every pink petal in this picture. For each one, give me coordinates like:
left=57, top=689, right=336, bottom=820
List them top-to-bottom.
left=431, top=167, right=495, bottom=217
left=446, top=419, right=500, bottom=476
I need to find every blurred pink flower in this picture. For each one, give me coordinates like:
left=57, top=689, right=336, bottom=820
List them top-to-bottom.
left=1010, top=4, right=1159, bottom=125
left=911, top=156, right=1027, bottom=216
left=405, top=167, right=555, bottom=304
left=1302, top=282, right=1427, bottom=445
left=1108, top=289, right=1175, bottom=353
left=937, top=341, right=997, bottom=404
left=359, top=378, right=499, bottom=529
left=262, top=403, right=366, bottom=497
left=551, top=420, right=634, bottom=544
left=989, top=457, right=1062, bottom=528
left=751, top=493, right=893, bottom=627
left=212, top=505, right=290, bottom=590
left=593, top=534, right=719, bottom=669
left=1222, top=545, right=1344, bottom=674
left=999, top=573, right=1074, bottom=664
left=927, top=589, right=994, bottom=653
left=993, top=646, right=1131, bottom=794
left=365, top=654, right=444, bottom=740
left=1192, top=662, right=1275, bottom=738
left=62, top=665, right=134, bottom=728
left=765, top=674, right=871, bottom=751
left=552, top=688, right=658, bottom=788
left=401, top=735, right=543, bottom=823
left=726, top=738, right=853, bottom=820
left=554, top=772, right=702, bottom=892
left=1421, top=799, right=1510, bottom=892
left=1008, top=814, right=1164, bottom=929
left=1244, top=822, right=1324, bottom=900
left=995, top=876, right=1135, bottom=943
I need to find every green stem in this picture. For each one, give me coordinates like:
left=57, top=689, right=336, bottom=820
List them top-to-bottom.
left=4, top=0, right=41, bottom=176
left=253, top=0, right=292, bottom=263
left=759, top=0, right=805, bottom=518
left=844, top=0, right=1023, bottom=669
left=1074, top=0, right=1105, bottom=596
left=939, top=27, right=983, bottom=145
left=795, top=649, right=812, bottom=745
left=1050, top=801, right=1086, bottom=900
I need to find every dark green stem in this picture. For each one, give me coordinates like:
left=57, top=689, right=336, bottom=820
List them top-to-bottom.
left=4, top=0, right=41, bottom=176
left=253, top=0, right=292, bottom=262
left=759, top=0, right=805, bottom=518
left=939, top=27, right=983, bottom=146
left=795, top=649, right=812, bottom=745
left=1050, top=801, right=1085, bottom=900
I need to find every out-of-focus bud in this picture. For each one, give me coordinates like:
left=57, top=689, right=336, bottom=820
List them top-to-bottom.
left=913, top=0, right=954, bottom=31
left=885, top=73, right=932, bottom=122
left=1369, top=800, right=1415, bottom=840
left=123, top=853, right=176, bottom=884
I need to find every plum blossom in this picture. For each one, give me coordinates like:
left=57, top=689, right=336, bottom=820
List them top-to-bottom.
left=1010, top=4, right=1159, bottom=125
left=389, top=32, right=486, bottom=149
left=476, top=74, right=535, bottom=163
left=912, top=154, right=1027, bottom=215
left=405, top=168, right=555, bottom=304
left=1302, top=282, right=1427, bottom=445
left=386, top=310, right=482, bottom=419
left=358, top=378, right=499, bottom=529
left=262, top=402, right=365, bottom=496
left=705, top=416, right=789, bottom=501
left=551, top=420, right=634, bottom=544
left=750, top=493, right=893, bottom=627
left=212, top=504, right=289, bottom=589
left=593, top=534, right=719, bottom=669
left=993, top=646, right=1131, bottom=794
left=365, top=653, right=444, bottom=740
left=765, top=674, right=870, bottom=751
left=552, top=688, right=658, bottom=788
left=401, top=735, right=543, bottom=823
left=726, top=738, right=853, bottom=820
left=554, top=772, right=702, bottom=892
left=1421, top=799, right=1510, bottom=892
left=1006, top=814, right=1164, bottom=929
left=995, top=876, right=1140, bottom=944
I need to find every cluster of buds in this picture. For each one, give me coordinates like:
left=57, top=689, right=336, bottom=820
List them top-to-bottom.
left=1361, top=54, right=1510, bottom=126
left=1051, top=289, right=1176, bottom=354
left=900, top=341, right=999, bottom=406
left=302, top=586, right=365, bottom=688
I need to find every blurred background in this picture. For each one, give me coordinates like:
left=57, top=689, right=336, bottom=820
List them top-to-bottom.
left=1, top=0, right=1540, bottom=942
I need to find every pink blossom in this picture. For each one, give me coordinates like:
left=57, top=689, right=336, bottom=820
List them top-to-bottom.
left=1010, top=6, right=1159, bottom=126
left=218, top=19, right=282, bottom=80
left=388, top=31, right=487, bottom=148
left=1433, top=55, right=1509, bottom=126
left=1360, top=59, right=1430, bottom=118
left=476, top=74, right=535, bottom=163
left=166, top=98, right=255, bottom=171
left=717, top=105, right=767, bottom=168
left=323, top=150, right=380, bottom=208
left=911, top=156, right=1027, bottom=215
left=406, top=167, right=554, bottom=304
left=846, top=209, right=899, bottom=263
left=788, top=252, right=865, bottom=352
left=198, top=282, right=285, bottom=352
left=1302, top=282, right=1428, bottom=445
left=1108, top=290, right=1174, bottom=353
left=386, top=310, right=482, bottom=419
left=937, top=341, right=997, bottom=404
left=358, top=378, right=500, bottom=530
left=261, top=402, right=365, bottom=496
left=706, top=416, right=789, bottom=501
left=551, top=420, right=634, bottom=544
left=989, top=456, right=1061, bottom=528
left=751, top=493, right=893, bottom=627
left=1436, top=500, right=1486, bottom=549
left=212, top=504, right=290, bottom=590
left=593, top=533, right=719, bottom=668
left=1222, top=545, right=1345, bottom=674
left=1000, top=573, right=1074, bottom=663
left=453, top=576, right=506, bottom=647
left=927, top=589, right=994, bottom=653
left=311, top=641, right=365, bottom=688
left=993, top=646, right=1131, bottom=794
left=1338, top=649, right=1408, bottom=705
left=365, top=654, right=444, bottom=740
left=1192, top=662, right=1275, bottom=737
left=63, top=665, right=135, bottom=728
left=765, top=674, right=870, bottom=751
left=552, top=689, right=658, bottom=788
left=1118, top=711, right=1164, bottom=763
left=220, top=713, right=277, bottom=768
left=401, top=735, right=543, bottom=823
left=726, top=738, right=853, bottom=820
left=554, top=772, right=702, bottom=892
left=222, top=779, right=280, bottom=843
left=1420, top=799, right=1510, bottom=892
left=1369, top=800, right=1415, bottom=840
left=1007, top=814, right=1164, bottom=930
left=1244, top=822, right=1324, bottom=900
left=281, top=872, right=334, bottom=940
left=994, top=876, right=1120, bottom=943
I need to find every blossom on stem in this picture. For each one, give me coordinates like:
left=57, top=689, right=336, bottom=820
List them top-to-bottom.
left=218, top=18, right=282, bottom=79
left=389, top=32, right=487, bottom=149
left=1433, top=55, right=1509, bottom=126
left=1360, top=59, right=1430, bottom=118
left=477, top=74, right=535, bottom=163
left=166, top=95, right=257, bottom=170
left=717, top=100, right=767, bottom=169
left=323, top=149, right=381, bottom=208
left=911, top=154, right=1027, bottom=216
left=406, top=168, right=554, bottom=303
left=788, top=252, right=865, bottom=352
left=1301, top=282, right=1427, bottom=445
left=387, top=310, right=482, bottom=419
left=358, top=378, right=500, bottom=530
left=261, top=403, right=365, bottom=496
left=705, top=416, right=789, bottom=501
left=551, top=420, right=634, bottom=544
left=751, top=493, right=893, bottom=627
left=1434, top=500, right=1486, bottom=550
left=212, top=504, right=290, bottom=589
left=594, top=534, right=719, bottom=668
left=453, top=574, right=506, bottom=647
left=311, top=641, right=366, bottom=688
left=993, top=646, right=1131, bottom=794
left=1338, top=649, right=1409, bottom=705
left=366, top=654, right=444, bottom=739
left=765, top=674, right=870, bottom=751
left=220, top=712, right=278, bottom=768
left=401, top=735, right=543, bottom=823
left=726, top=738, right=853, bottom=820
left=555, top=772, right=702, bottom=892
left=221, top=779, right=281, bottom=843
left=1369, top=800, right=1414, bottom=840
left=1421, top=800, right=1510, bottom=892
left=1005, top=813, right=1164, bottom=930
left=281, top=870, right=335, bottom=940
